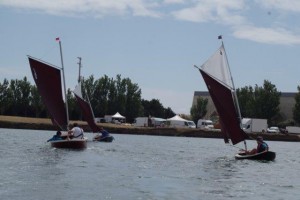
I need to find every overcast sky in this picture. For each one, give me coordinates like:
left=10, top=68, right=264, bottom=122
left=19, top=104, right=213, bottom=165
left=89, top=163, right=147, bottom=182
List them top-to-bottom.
left=1, top=0, right=300, bottom=114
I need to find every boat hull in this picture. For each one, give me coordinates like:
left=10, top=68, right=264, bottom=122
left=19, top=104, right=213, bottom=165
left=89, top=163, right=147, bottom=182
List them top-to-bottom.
left=94, top=136, right=114, bottom=143
left=50, top=138, right=87, bottom=149
left=235, top=151, right=276, bottom=161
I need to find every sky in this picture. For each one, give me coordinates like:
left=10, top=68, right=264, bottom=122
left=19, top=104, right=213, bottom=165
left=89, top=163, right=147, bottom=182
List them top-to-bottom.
left=1, top=0, right=300, bottom=115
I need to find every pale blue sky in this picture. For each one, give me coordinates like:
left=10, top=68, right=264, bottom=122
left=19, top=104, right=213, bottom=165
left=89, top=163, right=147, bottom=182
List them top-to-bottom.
left=1, top=0, right=300, bottom=114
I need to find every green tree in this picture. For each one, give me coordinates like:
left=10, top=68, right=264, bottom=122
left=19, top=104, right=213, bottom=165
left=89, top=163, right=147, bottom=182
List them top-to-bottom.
left=82, top=74, right=143, bottom=121
left=115, top=74, right=127, bottom=114
left=85, top=75, right=110, bottom=117
left=8, top=77, right=31, bottom=116
left=124, top=78, right=143, bottom=122
left=0, top=79, right=11, bottom=115
left=237, top=80, right=280, bottom=125
left=254, top=80, right=281, bottom=124
left=29, top=85, right=47, bottom=118
left=236, top=86, right=255, bottom=117
left=293, top=86, right=300, bottom=125
left=67, top=88, right=80, bottom=120
left=190, top=97, right=208, bottom=123
left=142, top=99, right=165, bottom=118
left=163, top=107, right=175, bottom=119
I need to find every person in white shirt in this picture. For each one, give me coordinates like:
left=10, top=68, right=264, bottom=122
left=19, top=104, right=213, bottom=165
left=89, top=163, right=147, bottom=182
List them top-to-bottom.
left=68, top=123, right=84, bottom=139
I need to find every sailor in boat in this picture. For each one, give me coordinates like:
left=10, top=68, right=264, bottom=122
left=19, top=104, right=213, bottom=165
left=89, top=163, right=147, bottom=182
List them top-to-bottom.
left=67, top=123, right=84, bottom=139
left=93, top=127, right=110, bottom=141
left=47, top=131, right=63, bottom=142
left=246, top=136, right=269, bottom=155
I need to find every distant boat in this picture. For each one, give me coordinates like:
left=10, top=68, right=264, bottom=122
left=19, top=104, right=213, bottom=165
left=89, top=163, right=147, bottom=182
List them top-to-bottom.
left=195, top=37, right=275, bottom=161
left=28, top=39, right=87, bottom=149
left=73, top=58, right=114, bottom=143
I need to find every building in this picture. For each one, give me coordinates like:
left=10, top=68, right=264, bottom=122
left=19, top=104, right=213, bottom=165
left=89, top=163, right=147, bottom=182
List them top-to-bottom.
left=192, top=91, right=296, bottom=121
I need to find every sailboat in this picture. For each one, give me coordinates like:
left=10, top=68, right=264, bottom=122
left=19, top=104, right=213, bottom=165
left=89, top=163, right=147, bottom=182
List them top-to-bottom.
left=195, top=37, right=276, bottom=161
left=28, top=39, right=87, bottom=149
left=73, top=58, right=114, bottom=142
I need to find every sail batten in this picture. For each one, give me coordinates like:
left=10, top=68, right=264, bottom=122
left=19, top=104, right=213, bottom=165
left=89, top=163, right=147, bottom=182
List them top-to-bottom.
left=28, top=56, right=68, bottom=130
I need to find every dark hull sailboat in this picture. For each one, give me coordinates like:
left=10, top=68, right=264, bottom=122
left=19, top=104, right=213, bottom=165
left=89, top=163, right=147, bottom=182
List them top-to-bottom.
left=197, top=41, right=275, bottom=161
left=28, top=53, right=87, bottom=149
left=73, top=73, right=114, bottom=143
left=93, top=135, right=114, bottom=142
left=49, top=138, right=87, bottom=149
left=235, top=151, right=276, bottom=161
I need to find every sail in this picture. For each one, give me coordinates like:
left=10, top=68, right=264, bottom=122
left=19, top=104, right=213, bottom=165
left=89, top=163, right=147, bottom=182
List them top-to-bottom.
left=201, top=44, right=234, bottom=89
left=28, top=56, right=68, bottom=130
left=199, top=69, right=248, bottom=145
left=73, top=83, right=100, bottom=133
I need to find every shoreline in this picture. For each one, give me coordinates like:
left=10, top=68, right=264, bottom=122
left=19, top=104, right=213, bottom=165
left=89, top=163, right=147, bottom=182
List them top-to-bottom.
left=0, top=115, right=300, bottom=142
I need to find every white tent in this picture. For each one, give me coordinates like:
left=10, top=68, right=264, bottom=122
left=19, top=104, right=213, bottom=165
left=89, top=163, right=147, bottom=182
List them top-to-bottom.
left=112, top=112, right=125, bottom=119
left=166, top=115, right=189, bottom=128
left=167, top=115, right=187, bottom=122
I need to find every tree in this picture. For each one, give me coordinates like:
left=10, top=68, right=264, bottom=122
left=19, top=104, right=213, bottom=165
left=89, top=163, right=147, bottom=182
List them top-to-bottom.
left=82, top=74, right=143, bottom=121
left=86, top=75, right=110, bottom=117
left=8, top=77, right=31, bottom=116
left=124, top=78, right=143, bottom=122
left=0, top=79, right=10, bottom=115
left=237, top=80, right=280, bottom=125
left=254, top=80, right=281, bottom=124
left=29, top=85, right=47, bottom=118
left=236, top=86, right=255, bottom=117
left=293, top=86, right=300, bottom=125
left=67, top=89, right=80, bottom=120
left=190, top=97, right=208, bottom=123
left=141, top=99, right=165, bottom=118
left=163, top=107, right=175, bottom=119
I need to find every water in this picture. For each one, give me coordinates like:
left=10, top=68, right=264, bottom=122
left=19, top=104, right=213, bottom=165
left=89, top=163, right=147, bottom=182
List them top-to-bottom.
left=0, top=128, right=299, bottom=200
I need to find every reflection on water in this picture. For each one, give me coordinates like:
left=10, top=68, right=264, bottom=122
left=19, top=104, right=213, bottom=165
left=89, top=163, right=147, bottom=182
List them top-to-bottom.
left=0, top=128, right=300, bottom=200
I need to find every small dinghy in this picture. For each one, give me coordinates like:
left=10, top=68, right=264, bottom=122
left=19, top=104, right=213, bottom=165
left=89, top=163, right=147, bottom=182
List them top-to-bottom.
left=196, top=36, right=276, bottom=160
left=93, top=136, right=114, bottom=143
left=235, top=151, right=276, bottom=161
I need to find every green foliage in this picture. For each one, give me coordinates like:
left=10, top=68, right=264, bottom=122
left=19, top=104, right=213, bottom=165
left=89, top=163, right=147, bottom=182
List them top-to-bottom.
left=1, top=75, right=174, bottom=122
left=0, top=79, right=10, bottom=115
left=237, top=80, right=281, bottom=124
left=29, top=85, right=46, bottom=118
left=293, top=86, right=300, bottom=125
left=190, top=97, right=208, bottom=123
left=141, top=99, right=175, bottom=119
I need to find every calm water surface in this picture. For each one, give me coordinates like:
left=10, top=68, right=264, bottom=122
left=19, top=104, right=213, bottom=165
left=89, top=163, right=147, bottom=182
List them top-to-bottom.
left=0, top=128, right=299, bottom=200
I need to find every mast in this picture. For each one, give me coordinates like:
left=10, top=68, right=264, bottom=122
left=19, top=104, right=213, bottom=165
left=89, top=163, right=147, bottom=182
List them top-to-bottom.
left=218, top=35, right=247, bottom=150
left=58, top=38, right=69, bottom=129
left=77, top=57, right=82, bottom=83
left=77, top=57, right=96, bottom=119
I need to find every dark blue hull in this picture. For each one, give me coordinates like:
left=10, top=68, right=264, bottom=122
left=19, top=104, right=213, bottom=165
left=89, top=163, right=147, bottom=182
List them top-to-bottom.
left=94, top=136, right=114, bottom=143
left=235, top=151, right=276, bottom=161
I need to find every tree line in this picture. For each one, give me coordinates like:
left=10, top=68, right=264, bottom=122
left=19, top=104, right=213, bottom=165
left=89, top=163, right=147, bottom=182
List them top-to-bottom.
left=0, top=75, right=175, bottom=123
left=190, top=80, right=300, bottom=126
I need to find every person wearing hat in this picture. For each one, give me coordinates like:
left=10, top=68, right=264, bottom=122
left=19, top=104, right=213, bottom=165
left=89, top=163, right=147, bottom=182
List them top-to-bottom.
left=247, top=136, right=269, bottom=155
